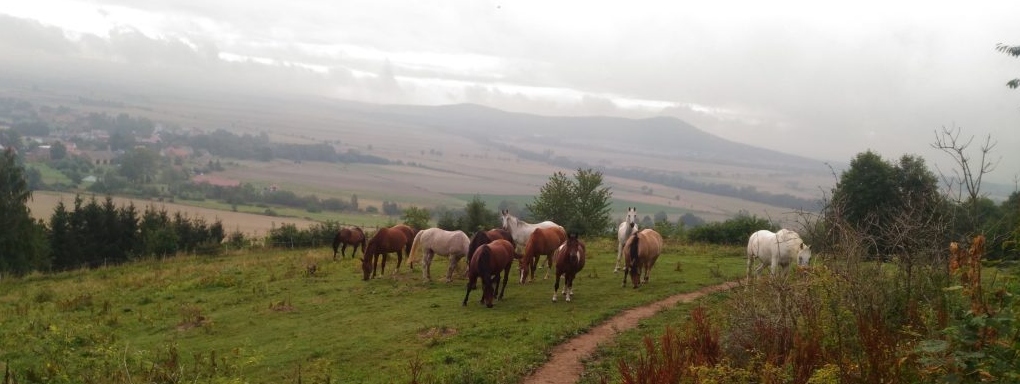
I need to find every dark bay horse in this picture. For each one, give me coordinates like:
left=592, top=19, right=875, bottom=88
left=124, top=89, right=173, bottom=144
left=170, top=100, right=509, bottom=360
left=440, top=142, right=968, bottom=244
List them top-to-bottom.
left=332, top=226, right=366, bottom=260
left=361, top=226, right=409, bottom=280
left=521, top=226, right=566, bottom=284
left=467, top=228, right=516, bottom=261
left=622, top=229, right=664, bottom=289
left=552, top=233, right=586, bottom=302
left=462, top=239, right=515, bottom=308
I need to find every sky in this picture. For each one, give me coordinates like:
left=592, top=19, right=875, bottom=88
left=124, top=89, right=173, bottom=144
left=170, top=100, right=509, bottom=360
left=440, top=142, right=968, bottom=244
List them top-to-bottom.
left=2, top=0, right=1019, bottom=186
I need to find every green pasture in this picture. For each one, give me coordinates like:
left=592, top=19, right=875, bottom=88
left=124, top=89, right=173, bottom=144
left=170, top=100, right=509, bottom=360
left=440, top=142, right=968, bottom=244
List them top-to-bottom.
left=26, top=162, right=73, bottom=186
left=0, top=239, right=744, bottom=383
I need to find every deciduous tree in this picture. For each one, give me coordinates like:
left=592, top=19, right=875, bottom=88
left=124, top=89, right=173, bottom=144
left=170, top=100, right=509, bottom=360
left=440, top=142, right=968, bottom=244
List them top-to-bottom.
left=527, top=168, right=613, bottom=236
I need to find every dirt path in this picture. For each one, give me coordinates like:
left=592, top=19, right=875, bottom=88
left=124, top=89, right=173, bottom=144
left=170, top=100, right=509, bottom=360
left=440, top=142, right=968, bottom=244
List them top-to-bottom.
left=521, top=280, right=741, bottom=384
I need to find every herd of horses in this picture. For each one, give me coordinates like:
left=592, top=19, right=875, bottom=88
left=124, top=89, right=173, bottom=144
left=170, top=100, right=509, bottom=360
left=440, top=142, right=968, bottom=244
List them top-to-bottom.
left=332, top=208, right=812, bottom=308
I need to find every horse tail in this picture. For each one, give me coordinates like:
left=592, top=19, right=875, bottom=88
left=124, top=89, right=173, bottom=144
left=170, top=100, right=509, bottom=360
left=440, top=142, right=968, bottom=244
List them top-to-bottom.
left=408, top=230, right=425, bottom=265
left=628, top=233, right=641, bottom=278
left=478, top=245, right=493, bottom=295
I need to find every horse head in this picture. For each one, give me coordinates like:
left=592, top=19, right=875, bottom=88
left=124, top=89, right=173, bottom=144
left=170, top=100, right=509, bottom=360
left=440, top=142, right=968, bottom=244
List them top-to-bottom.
left=626, top=207, right=638, bottom=225
left=499, top=209, right=512, bottom=230
left=798, top=243, right=812, bottom=266
left=360, top=255, right=372, bottom=281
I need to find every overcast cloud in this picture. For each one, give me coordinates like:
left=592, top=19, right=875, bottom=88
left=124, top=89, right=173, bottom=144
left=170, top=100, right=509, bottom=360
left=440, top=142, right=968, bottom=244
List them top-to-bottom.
left=2, top=0, right=1019, bottom=185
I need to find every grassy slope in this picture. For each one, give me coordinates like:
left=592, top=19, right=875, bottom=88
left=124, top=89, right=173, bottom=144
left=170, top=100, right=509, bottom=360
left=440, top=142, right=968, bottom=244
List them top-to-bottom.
left=0, top=238, right=744, bottom=383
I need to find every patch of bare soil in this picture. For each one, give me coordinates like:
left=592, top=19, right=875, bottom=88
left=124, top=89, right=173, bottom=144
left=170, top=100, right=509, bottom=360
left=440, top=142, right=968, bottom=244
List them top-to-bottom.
left=521, top=281, right=740, bottom=384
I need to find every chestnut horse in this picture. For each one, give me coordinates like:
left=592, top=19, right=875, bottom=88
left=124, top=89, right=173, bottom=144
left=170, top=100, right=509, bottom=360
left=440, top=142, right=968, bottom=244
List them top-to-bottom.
left=391, top=224, right=417, bottom=270
left=332, top=226, right=366, bottom=260
left=361, top=226, right=409, bottom=280
left=521, top=226, right=567, bottom=284
left=407, top=228, right=470, bottom=282
left=622, top=228, right=664, bottom=289
left=552, top=233, right=586, bottom=302
left=462, top=239, right=516, bottom=308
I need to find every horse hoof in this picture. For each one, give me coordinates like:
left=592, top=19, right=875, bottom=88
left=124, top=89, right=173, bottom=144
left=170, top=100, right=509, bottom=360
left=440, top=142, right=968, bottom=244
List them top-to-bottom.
left=552, top=296, right=557, bottom=302
left=566, top=297, right=571, bottom=302
left=486, top=304, right=493, bottom=308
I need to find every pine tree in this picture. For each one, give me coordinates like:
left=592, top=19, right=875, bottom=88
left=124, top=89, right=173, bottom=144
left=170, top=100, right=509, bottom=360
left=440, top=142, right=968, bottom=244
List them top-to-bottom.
left=0, top=148, right=48, bottom=275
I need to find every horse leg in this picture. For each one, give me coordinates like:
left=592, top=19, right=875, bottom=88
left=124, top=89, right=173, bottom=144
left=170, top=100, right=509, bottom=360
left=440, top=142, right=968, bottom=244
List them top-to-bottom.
left=614, top=242, right=623, bottom=273
left=425, top=250, right=436, bottom=281
left=396, top=251, right=403, bottom=273
left=371, top=254, right=380, bottom=279
left=543, top=254, right=553, bottom=280
left=445, top=255, right=459, bottom=283
left=621, top=263, right=628, bottom=288
left=498, top=264, right=510, bottom=300
left=643, top=265, right=650, bottom=283
left=552, top=272, right=561, bottom=302
left=565, top=272, right=574, bottom=302
left=462, top=275, right=475, bottom=306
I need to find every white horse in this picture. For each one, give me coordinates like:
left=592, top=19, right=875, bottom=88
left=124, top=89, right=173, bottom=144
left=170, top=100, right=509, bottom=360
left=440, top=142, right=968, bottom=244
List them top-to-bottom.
left=613, top=207, right=639, bottom=273
left=499, top=210, right=563, bottom=251
left=407, top=228, right=471, bottom=282
left=746, top=228, right=812, bottom=279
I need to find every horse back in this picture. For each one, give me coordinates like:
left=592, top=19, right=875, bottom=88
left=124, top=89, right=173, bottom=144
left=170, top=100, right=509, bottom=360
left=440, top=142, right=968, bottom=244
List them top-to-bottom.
left=368, top=227, right=407, bottom=255
left=526, top=227, right=565, bottom=255
left=638, top=229, right=664, bottom=257
left=485, top=239, right=516, bottom=268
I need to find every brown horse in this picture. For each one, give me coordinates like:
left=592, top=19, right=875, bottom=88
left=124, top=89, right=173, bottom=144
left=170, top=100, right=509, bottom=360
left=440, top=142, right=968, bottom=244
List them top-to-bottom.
left=391, top=224, right=417, bottom=271
left=332, top=226, right=366, bottom=260
left=361, top=226, right=409, bottom=280
left=520, top=226, right=566, bottom=284
left=467, top=228, right=516, bottom=261
left=622, top=229, right=664, bottom=288
left=552, top=233, right=586, bottom=302
left=463, top=239, right=516, bottom=308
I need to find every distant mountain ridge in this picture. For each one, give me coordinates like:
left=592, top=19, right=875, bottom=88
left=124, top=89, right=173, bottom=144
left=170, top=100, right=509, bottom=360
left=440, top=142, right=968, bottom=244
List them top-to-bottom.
left=365, top=102, right=824, bottom=172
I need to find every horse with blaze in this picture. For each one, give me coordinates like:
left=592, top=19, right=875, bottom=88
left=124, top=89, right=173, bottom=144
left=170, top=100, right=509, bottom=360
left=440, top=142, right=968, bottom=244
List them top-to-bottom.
left=552, top=233, right=586, bottom=302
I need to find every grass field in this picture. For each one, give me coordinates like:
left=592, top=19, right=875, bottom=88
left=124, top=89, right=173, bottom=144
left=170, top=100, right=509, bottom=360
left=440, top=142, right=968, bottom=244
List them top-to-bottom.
left=0, top=238, right=745, bottom=383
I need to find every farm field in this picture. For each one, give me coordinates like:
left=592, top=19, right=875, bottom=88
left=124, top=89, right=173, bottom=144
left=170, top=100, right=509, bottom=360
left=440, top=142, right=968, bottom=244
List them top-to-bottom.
left=0, top=237, right=745, bottom=383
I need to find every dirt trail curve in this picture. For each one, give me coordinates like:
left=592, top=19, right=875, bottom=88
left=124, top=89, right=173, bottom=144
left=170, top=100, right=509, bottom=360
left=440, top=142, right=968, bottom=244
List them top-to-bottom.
left=521, top=280, right=741, bottom=384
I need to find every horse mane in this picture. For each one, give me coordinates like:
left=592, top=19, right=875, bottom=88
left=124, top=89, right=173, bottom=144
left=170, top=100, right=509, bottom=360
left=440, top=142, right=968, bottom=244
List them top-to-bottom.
left=469, top=231, right=489, bottom=260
